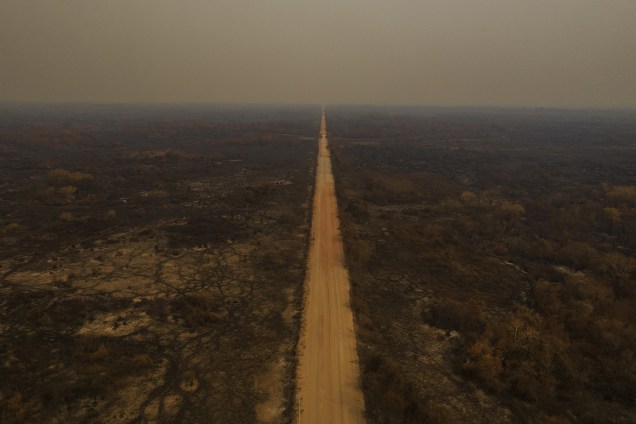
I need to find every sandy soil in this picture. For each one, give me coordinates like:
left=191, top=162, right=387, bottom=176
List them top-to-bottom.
left=296, top=110, right=365, bottom=423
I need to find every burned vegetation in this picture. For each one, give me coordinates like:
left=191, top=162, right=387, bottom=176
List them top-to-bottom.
left=0, top=104, right=317, bottom=423
left=329, top=108, right=636, bottom=424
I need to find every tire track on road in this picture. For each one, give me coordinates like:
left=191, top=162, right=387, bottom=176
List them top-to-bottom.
left=295, top=108, right=365, bottom=424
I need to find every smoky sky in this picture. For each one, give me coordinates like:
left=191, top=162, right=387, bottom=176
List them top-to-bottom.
left=1, top=0, right=635, bottom=107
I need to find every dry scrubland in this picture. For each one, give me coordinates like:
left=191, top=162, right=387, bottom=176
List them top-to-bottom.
left=0, top=105, right=317, bottom=423
left=2, top=105, right=636, bottom=424
left=329, top=108, right=636, bottom=424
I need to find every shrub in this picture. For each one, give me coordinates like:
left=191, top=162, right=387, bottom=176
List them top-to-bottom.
left=423, top=300, right=485, bottom=336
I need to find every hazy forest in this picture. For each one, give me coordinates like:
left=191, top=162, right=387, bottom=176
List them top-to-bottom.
left=0, top=104, right=317, bottom=423
left=1, top=104, right=635, bottom=424
left=329, top=107, right=636, bottom=424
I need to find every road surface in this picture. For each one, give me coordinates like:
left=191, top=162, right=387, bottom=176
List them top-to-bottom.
left=296, top=109, right=366, bottom=423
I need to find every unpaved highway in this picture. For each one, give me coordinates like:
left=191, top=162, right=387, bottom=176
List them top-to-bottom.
left=296, top=109, right=365, bottom=423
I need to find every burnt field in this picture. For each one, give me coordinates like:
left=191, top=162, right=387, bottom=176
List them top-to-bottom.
left=0, top=104, right=317, bottom=423
left=329, top=107, right=636, bottom=424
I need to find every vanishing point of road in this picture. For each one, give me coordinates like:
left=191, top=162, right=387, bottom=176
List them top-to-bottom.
left=296, top=109, right=366, bottom=423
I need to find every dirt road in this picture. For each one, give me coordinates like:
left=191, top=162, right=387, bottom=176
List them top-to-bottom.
left=296, top=109, right=365, bottom=423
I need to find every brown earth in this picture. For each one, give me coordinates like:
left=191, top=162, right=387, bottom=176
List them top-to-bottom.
left=295, top=110, right=365, bottom=423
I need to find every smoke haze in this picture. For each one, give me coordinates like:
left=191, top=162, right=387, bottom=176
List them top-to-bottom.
left=1, top=0, right=635, bottom=107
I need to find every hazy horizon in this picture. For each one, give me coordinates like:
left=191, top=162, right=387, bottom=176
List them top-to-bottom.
left=2, top=0, right=635, bottom=108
